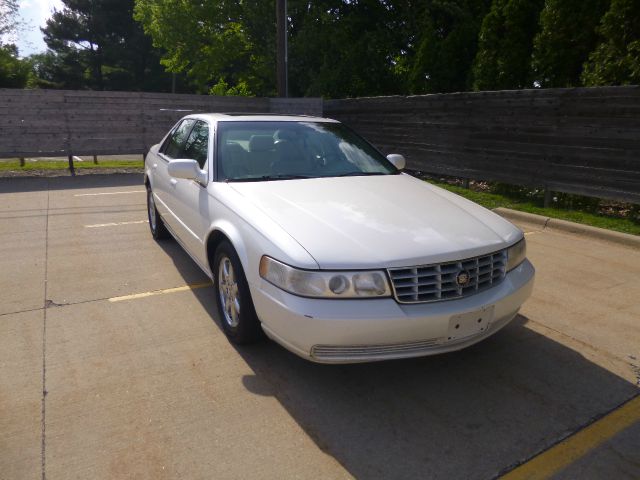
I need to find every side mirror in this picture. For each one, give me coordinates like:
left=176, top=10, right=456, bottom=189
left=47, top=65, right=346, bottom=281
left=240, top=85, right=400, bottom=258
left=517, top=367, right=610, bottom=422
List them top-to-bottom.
left=386, top=154, right=406, bottom=171
left=167, top=159, right=207, bottom=184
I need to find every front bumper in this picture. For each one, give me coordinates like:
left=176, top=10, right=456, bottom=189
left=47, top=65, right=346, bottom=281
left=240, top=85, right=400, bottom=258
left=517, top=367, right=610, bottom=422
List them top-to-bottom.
left=251, top=259, right=535, bottom=363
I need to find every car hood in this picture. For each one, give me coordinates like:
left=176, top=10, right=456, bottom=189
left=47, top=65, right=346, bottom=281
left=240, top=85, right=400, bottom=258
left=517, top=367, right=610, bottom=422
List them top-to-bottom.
left=228, top=174, right=522, bottom=269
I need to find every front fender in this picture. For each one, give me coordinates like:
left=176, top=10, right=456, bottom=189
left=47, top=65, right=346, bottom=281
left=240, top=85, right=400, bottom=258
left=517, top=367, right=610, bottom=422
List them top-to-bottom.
left=205, top=184, right=319, bottom=287
left=207, top=219, right=251, bottom=277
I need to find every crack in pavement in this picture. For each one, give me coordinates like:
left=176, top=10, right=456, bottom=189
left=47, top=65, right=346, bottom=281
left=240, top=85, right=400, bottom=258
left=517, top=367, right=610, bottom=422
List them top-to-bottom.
left=41, top=179, right=50, bottom=480
left=1, top=282, right=214, bottom=319
left=0, top=306, right=46, bottom=318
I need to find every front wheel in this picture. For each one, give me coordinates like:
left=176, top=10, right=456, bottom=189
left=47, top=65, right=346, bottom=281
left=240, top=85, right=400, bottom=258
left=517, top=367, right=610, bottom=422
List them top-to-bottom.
left=147, top=187, right=169, bottom=240
left=214, top=241, right=262, bottom=344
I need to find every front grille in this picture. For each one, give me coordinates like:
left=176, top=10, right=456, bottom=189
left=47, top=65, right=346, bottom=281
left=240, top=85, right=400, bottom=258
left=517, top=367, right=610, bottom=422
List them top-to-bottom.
left=388, top=250, right=507, bottom=304
left=311, top=338, right=441, bottom=361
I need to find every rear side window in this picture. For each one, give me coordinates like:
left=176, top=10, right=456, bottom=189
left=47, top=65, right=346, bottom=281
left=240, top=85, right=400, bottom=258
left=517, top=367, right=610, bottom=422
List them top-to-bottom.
left=162, top=119, right=196, bottom=159
left=183, top=121, right=209, bottom=169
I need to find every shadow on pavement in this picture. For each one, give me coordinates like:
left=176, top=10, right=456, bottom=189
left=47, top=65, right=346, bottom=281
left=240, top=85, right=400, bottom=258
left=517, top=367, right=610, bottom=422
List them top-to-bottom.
left=0, top=173, right=143, bottom=194
left=160, top=235, right=639, bottom=480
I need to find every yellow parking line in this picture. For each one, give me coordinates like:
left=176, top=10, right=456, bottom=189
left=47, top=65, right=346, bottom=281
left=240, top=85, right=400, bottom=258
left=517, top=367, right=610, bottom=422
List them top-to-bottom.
left=74, top=190, right=146, bottom=197
left=85, top=220, right=148, bottom=228
left=108, top=282, right=213, bottom=303
left=501, top=395, right=640, bottom=480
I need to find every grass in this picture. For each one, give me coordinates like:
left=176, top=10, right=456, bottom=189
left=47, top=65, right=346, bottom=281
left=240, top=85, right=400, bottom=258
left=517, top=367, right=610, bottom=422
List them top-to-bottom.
left=0, top=157, right=143, bottom=171
left=426, top=180, right=640, bottom=236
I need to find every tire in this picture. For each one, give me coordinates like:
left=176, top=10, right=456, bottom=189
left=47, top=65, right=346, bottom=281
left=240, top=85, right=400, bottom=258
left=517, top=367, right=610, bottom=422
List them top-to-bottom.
left=146, top=186, right=170, bottom=240
left=213, top=241, right=262, bottom=344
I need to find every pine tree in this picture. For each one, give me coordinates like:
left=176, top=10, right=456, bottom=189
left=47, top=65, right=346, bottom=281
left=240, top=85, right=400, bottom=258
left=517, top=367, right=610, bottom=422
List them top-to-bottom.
left=42, top=0, right=172, bottom=91
left=409, top=0, right=491, bottom=94
left=471, top=0, right=545, bottom=90
left=532, top=0, right=610, bottom=88
left=582, top=0, right=640, bottom=85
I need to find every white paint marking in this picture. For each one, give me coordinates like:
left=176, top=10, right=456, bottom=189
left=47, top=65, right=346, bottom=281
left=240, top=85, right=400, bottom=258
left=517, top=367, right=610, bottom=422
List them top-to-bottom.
left=74, top=190, right=145, bottom=197
left=85, top=220, right=148, bottom=228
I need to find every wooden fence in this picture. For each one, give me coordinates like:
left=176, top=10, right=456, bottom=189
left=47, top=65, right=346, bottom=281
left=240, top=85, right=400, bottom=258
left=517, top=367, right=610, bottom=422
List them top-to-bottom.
left=1, top=86, right=638, bottom=203
left=325, top=86, right=640, bottom=204
left=0, top=89, right=320, bottom=158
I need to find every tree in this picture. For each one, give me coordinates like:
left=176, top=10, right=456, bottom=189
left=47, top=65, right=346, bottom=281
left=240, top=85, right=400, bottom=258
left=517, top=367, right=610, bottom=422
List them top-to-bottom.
left=0, top=0, right=20, bottom=41
left=0, top=0, right=32, bottom=89
left=41, top=0, right=174, bottom=91
left=134, top=0, right=275, bottom=95
left=134, top=0, right=416, bottom=98
left=134, top=0, right=498, bottom=97
left=287, top=0, right=406, bottom=98
left=409, top=0, right=491, bottom=94
left=471, top=0, right=545, bottom=90
left=531, top=0, right=610, bottom=88
left=582, top=0, right=640, bottom=86
left=0, top=44, right=32, bottom=87
left=28, top=50, right=85, bottom=89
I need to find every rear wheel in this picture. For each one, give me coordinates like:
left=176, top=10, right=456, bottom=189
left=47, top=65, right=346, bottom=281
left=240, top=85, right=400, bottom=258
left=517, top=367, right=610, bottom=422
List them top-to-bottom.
left=147, top=187, right=169, bottom=240
left=214, top=241, right=262, bottom=344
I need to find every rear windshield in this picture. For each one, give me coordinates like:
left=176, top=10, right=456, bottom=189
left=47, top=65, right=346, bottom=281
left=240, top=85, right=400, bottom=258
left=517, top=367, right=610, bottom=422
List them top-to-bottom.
left=216, top=121, right=398, bottom=181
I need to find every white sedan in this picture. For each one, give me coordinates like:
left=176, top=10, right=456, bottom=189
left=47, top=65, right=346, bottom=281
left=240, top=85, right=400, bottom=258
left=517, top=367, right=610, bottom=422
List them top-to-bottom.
left=144, top=114, right=534, bottom=363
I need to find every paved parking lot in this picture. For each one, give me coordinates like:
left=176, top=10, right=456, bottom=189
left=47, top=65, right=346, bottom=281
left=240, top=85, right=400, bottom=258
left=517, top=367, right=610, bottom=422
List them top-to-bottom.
left=1, top=174, right=639, bottom=480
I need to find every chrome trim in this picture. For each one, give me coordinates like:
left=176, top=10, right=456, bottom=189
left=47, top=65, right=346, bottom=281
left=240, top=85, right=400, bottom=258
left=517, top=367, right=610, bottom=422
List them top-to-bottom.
left=388, top=249, right=507, bottom=304
left=311, top=337, right=442, bottom=360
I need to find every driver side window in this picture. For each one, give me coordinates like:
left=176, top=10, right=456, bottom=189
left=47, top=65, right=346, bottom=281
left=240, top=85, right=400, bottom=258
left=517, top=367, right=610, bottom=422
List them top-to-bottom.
left=162, top=119, right=196, bottom=159
left=183, top=121, right=209, bottom=169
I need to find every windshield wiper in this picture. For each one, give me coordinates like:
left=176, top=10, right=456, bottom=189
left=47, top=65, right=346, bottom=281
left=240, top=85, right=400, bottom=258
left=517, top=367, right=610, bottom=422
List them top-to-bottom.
left=332, top=171, right=388, bottom=177
left=228, top=174, right=313, bottom=182
left=261, top=174, right=314, bottom=181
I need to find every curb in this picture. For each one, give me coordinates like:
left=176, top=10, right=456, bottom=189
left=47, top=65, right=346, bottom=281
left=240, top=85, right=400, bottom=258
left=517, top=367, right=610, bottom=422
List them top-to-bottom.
left=493, top=207, right=640, bottom=249
left=493, top=208, right=549, bottom=228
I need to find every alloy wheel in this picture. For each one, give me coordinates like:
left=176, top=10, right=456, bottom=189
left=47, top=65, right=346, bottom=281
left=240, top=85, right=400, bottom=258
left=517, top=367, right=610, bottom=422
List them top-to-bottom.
left=148, top=190, right=157, bottom=232
left=218, top=256, right=240, bottom=328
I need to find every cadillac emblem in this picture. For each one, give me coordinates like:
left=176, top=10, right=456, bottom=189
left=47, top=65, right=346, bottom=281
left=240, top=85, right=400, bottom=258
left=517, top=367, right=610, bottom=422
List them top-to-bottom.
left=456, top=270, right=471, bottom=286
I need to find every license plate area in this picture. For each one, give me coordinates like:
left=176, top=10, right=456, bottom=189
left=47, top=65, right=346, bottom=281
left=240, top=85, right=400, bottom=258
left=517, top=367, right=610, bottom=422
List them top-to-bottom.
left=447, top=305, right=494, bottom=342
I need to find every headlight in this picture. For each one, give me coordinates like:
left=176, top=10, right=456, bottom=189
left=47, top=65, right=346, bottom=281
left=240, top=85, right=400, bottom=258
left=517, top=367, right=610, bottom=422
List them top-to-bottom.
left=506, top=238, right=527, bottom=272
left=259, top=256, right=391, bottom=298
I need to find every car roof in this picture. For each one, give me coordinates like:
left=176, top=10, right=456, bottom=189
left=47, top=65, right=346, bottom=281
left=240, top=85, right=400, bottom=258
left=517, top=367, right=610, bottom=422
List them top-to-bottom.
left=182, top=113, right=339, bottom=123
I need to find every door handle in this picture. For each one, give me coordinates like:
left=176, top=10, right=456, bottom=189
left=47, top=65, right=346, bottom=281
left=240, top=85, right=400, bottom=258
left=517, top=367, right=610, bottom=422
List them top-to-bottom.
left=153, top=163, right=157, bottom=169
left=170, top=178, right=178, bottom=186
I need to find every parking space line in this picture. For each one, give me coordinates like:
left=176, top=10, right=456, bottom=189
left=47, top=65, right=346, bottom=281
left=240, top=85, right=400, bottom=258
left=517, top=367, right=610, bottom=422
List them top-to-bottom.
left=74, top=190, right=145, bottom=197
left=85, top=220, right=148, bottom=228
left=108, top=282, right=213, bottom=303
left=500, top=395, right=640, bottom=480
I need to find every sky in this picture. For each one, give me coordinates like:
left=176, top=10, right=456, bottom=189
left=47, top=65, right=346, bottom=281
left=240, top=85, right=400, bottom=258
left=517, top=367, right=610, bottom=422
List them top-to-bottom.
left=16, top=0, right=63, bottom=56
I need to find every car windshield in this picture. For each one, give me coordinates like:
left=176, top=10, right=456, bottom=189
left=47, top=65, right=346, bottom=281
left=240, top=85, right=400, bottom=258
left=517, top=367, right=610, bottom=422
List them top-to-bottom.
left=216, top=121, right=398, bottom=181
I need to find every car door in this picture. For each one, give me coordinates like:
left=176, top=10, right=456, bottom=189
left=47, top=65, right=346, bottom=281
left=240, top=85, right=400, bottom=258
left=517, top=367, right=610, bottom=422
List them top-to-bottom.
left=154, top=118, right=196, bottom=235
left=166, top=120, right=212, bottom=270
